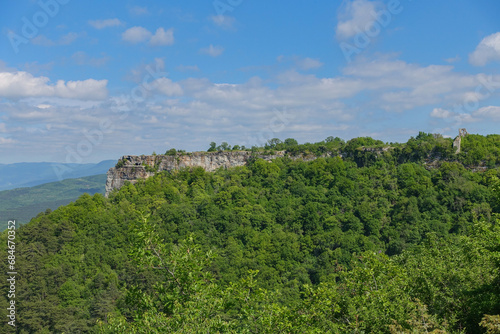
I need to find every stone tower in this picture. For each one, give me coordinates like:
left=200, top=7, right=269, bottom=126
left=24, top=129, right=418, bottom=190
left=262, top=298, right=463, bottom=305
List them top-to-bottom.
left=453, top=128, right=468, bottom=154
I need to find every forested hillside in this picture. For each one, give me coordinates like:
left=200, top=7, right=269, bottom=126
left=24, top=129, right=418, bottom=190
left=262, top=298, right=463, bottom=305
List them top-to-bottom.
left=1, top=133, right=500, bottom=333
left=0, top=174, right=106, bottom=231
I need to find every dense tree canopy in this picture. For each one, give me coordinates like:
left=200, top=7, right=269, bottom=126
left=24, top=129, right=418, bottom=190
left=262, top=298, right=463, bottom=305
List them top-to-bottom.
left=1, top=133, right=500, bottom=333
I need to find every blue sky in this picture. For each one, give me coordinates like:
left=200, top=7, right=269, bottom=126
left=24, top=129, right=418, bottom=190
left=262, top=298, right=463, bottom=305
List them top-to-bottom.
left=0, top=0, right=499, bottom=164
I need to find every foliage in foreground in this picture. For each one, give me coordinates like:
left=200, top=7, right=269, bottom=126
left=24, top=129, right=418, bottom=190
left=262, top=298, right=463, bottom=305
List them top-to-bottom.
left=1, top=135, right=500, bottom=333
left=99, top=219, right=499, bottom=333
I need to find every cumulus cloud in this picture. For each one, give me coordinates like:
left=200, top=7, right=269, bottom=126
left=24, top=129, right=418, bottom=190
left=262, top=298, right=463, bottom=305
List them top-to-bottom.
left=336, top=0, right=383, bottom=40
left=88, top=18, right=124, bottom=29
left=122, top=26, right=152, bottom=43
left=122, top=26, right=174, bottom=46
left=149, top=28, right=174, bottom=46
left=469, top=32, right=500, bottom=66
left=200, top=45, right=224, bottom=57
left=3, top=55, right=500, bottom=163
left=340, top=57, right=499, bottom=112
left=0, top=71, right=108, bottom=100
left=152, top=78, right=183, bottom=96
left=430, top=105, right=500, bottom=124
left=473, top=105, right=500, bottom=120
left=429, top=108, right=474, bottom=125
left=430, top=108, right=454, bottom=119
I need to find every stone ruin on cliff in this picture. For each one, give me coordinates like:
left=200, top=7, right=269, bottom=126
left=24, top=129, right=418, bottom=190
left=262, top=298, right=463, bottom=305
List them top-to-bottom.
left=453, top=128, right=468, bottom=154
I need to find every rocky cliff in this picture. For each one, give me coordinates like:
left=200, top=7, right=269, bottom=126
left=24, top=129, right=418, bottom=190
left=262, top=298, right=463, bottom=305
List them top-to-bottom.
left=105, top=151, right=292, bottom=197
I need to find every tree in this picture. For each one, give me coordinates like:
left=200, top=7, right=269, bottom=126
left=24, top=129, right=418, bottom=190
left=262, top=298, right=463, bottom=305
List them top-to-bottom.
left=267, top=138, right=283, bottom=149
left=284, top=138, right=298, bottom=146
left=208, top=142, right=217, bottom=152
left=217, top=142, right=231, bottom=151
left=165, top=148, right=177, bottom=155
left=99, top=216, right=233, bottom=333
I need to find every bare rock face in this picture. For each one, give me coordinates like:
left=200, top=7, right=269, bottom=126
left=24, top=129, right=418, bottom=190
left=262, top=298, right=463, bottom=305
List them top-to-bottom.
left=453, top=128, right=468, bottom=154
left=105, top=151, right=289, bottom=197
left=104, top=166, right=155, bottom=197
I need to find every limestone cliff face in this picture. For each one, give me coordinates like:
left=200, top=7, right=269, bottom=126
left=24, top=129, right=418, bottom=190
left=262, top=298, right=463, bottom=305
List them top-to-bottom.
left=105, top=151, right=289, bottom=197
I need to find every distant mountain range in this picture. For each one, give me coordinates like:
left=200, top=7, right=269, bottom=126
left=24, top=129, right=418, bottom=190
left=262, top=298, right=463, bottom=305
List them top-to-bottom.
left=0, top=160, right=115, bottom=191
left=0, top=174, right=107, bottom=231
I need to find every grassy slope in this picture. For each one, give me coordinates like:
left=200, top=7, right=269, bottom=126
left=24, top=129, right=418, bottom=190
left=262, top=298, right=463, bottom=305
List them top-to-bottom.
left=0, top=174, right=106, bottom=231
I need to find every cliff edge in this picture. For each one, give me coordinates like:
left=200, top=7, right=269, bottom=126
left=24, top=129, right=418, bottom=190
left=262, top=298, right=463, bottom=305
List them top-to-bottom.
left=105, top=151, right=290, bottom=197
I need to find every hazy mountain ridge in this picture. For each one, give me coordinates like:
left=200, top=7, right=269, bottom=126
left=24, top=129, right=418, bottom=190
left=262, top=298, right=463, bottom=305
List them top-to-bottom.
left=0, top=160, right=115, bottom=191
left=0, top=174, right=106, bottom=231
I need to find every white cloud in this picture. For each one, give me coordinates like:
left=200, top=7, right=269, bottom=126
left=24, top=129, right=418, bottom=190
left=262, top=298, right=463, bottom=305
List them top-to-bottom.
left=336, top=0, right=383, bottom=40
left=129, top=6, right=149, bottom=16
left=210, top=15, right=236, bottom=29
left=88, top=18, right=123, bottom=29
left=122, top=26, right=152, bottom=43
left=122, top=27, right=174, bottom=46
left=149, top=28, right=174, bottom=46
left=469, top=32, right=500, bottom=66
left=200, top=45, right=224, bottom=57
left=3, top=54, right=500, bottom=163
left=445, top=55, right=460, bottom=64
left=296, top=57, right=323, bottom=70
left=341, top=58, right=495, bottom=112
left=0, top=71, right=108, bottom=100
left=153, top=78, right=183, bottom=96
left=473, top=105, right=500, bottom=120
left=430, top=106, right=500, bottom=124
left=429, top=108, right=474, bottom=126
left=430, top=108, right=454, bottom=119
left=0, top=137, right=15, bottom=144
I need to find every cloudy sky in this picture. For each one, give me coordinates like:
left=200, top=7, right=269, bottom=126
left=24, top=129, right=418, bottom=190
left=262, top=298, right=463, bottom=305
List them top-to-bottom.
left=1, top=0, right=499, bottom=164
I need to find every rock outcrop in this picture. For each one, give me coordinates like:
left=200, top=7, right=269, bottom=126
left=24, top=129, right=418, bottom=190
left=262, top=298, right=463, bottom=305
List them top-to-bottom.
left=453, top=128, right=468, bottom=154
left=105, top=151, right=290, bottom=197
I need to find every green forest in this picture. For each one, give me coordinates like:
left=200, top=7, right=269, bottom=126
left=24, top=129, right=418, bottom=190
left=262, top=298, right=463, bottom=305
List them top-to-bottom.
left=1, top=133, right=500, bottom=333
left=0, top=174, right=106, bottom=230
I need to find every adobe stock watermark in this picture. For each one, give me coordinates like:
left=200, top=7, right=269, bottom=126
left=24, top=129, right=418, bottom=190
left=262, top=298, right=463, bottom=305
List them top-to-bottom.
left=7, top=0, right=71, bottom=54
left=213, top=0, right=244, bottom=16
left=339, top=0, right=410, bottom=63
left=51, top=62, right=169, bottom=181
left=241, top=107, right=296, bottom=148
